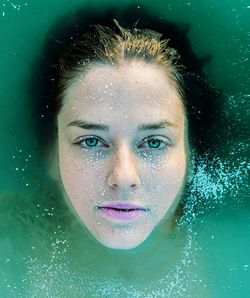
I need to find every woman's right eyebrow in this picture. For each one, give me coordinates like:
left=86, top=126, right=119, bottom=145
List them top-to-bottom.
left=67, top=119, right=178, bottom=131
left=67, top=120, right=109, bottom=131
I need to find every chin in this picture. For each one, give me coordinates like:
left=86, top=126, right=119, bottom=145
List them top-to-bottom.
left=95, top=233, right=149, bottom=250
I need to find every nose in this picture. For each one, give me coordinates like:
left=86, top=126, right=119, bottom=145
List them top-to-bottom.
left=107, top=143, right=141, bottom=191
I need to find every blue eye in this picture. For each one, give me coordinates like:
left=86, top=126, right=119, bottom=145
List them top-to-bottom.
left=74, top=136, right=169, bottom=150
left=76, top=137, right=106, bottom=148
left=84, top=137, right=99, bottom=147
left=141, top=138, right=167, bottom=149
left=147, top=139, right=162, bottom=148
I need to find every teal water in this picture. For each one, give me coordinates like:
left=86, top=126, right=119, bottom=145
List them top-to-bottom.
left=0, top=0, right=249, bottom=297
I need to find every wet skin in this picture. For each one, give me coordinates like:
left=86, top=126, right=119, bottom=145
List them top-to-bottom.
left=57, top=60, right=189, bottom=250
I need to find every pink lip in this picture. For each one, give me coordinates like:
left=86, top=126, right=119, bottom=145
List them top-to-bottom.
left=97, top=202, right=149, bottom=220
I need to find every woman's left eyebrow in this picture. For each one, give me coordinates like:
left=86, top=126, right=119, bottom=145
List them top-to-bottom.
left=67, top=119, right=178, bottom=131
left=137, top=120, right=178, bottom=131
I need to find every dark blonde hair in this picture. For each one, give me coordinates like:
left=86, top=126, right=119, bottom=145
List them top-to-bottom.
left=34, top=10, right=221, bottom=155
left=56, top=20, right=185, bottom=114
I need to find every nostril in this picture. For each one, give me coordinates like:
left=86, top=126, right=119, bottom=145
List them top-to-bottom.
left=112, top=183, right=136, bottom=188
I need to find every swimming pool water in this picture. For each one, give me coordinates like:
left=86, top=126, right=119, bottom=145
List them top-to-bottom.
left=0, top=0, right=249, bottom=297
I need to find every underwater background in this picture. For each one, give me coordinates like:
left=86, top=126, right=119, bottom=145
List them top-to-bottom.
left=0, top=0, right=249, bottom=297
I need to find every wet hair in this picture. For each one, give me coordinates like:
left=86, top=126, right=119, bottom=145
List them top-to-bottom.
left=32, top=5, right=222, bottom=156
left=54, top=19, right=184, bottom=115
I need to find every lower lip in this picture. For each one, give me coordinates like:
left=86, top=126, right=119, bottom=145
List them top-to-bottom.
left=98, top=207, right=147, bottom=220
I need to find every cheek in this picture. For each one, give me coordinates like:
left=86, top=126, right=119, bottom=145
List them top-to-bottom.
left=58, top=145, right=112, bottom=214
left=58, top=148, right=102, bottom=206
left=147, top=150, right=187, bottom=213
left=59, top=157, right=83, bottom=196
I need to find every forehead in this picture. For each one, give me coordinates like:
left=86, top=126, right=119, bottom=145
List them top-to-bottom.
left=61, top=61, right=185, bottom=128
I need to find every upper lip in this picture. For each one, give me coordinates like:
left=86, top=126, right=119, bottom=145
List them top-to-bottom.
left=97, top=202, right=148, bottom=210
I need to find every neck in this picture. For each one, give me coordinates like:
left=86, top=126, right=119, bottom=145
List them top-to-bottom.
left=67, top=214, right=188, bottom=281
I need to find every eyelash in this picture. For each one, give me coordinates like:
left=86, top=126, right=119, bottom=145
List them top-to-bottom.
left=74, top=135, right=171, bottom=150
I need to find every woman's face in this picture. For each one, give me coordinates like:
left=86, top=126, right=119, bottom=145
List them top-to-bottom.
left=57, top=61, right=189, bottom=249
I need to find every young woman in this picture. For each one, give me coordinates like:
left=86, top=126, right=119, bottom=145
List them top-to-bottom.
left=1, top=4, right=248, bottom=296
left=22, top=6, right=225, bottom=296
left=34, top=14, right=221, bottom=251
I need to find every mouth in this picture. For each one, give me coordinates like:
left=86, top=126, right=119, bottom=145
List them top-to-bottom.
left=96, top=202, right=149, bottom=220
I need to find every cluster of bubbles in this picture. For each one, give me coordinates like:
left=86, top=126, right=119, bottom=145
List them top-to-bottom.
left=1, top=0, right=28, bottom=17
left=11, top=147, right=33, bottom=187
left=180, top=149, right=249, bottom=226
left=18, top=230, right=205, bottom=297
